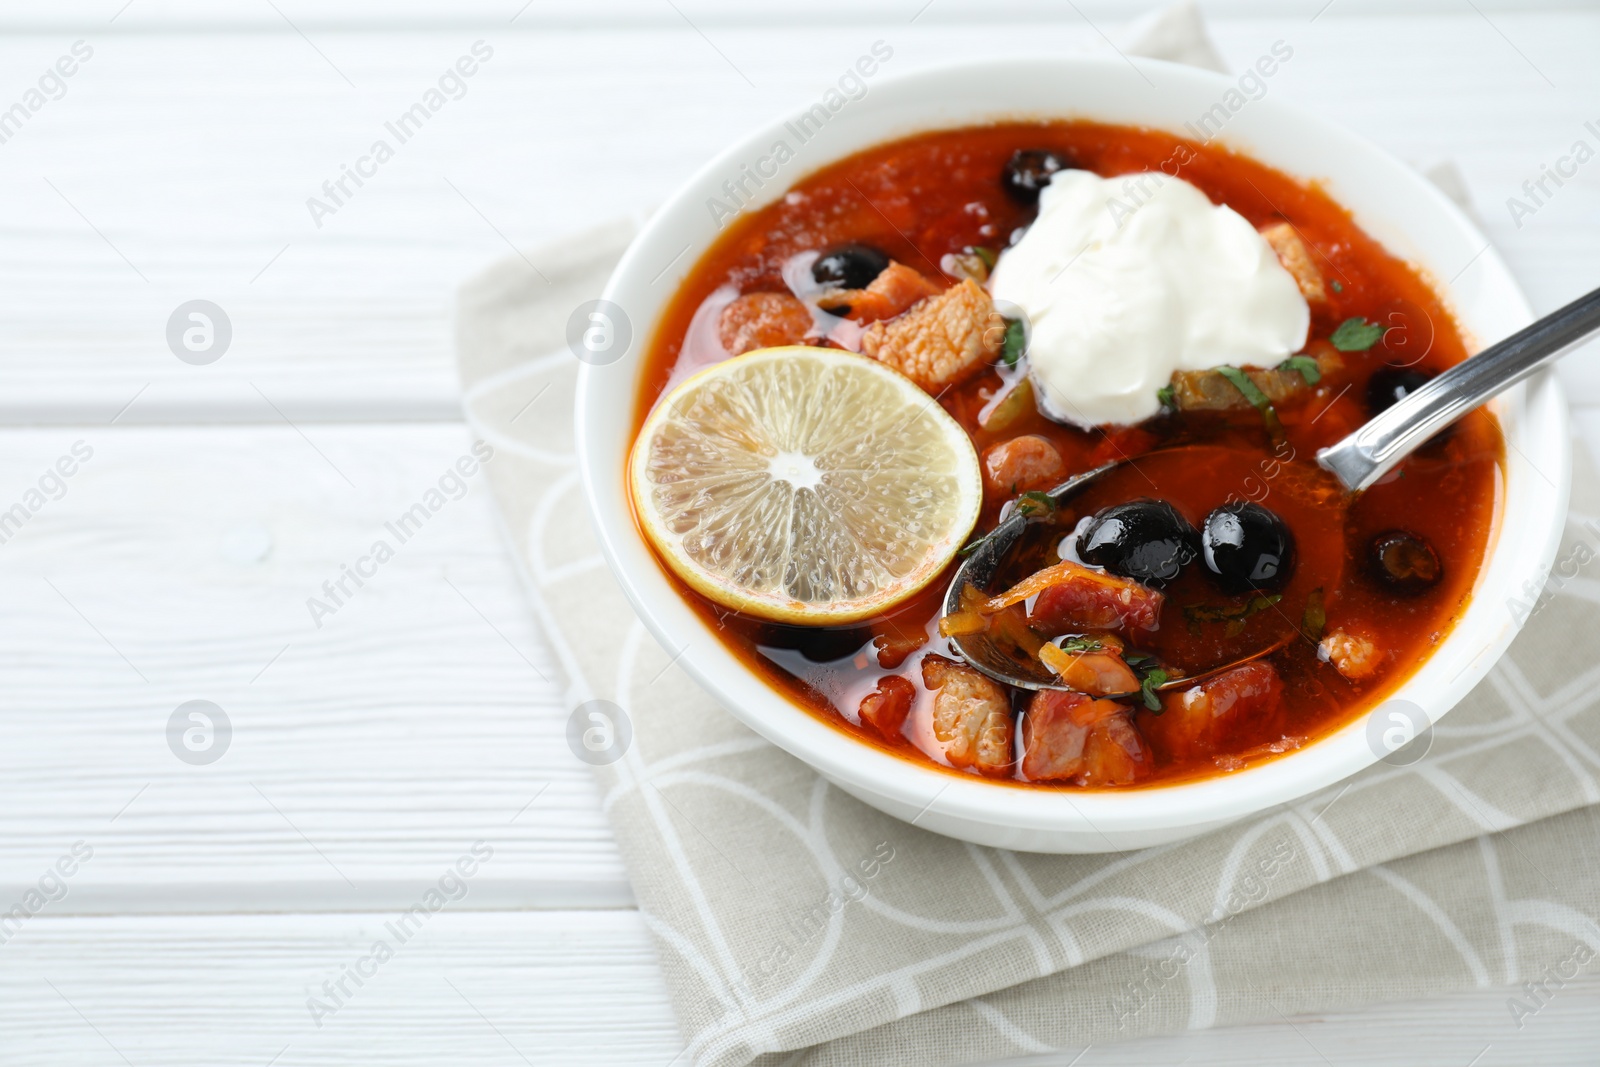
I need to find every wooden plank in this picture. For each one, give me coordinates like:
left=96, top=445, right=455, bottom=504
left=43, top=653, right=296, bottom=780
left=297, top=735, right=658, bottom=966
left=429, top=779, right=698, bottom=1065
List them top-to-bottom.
left=0, top=1, right=1585, bottom=30
left=0, top=14, right=1594, bottom=425
left=0, top=423, right=628, bottom=911
left=2, top=911, right=1597, bottom=1066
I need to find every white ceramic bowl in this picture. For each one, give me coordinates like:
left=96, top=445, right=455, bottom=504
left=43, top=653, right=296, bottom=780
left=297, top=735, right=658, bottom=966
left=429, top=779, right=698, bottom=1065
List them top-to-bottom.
left=576, top=57, right=1569, bottom=853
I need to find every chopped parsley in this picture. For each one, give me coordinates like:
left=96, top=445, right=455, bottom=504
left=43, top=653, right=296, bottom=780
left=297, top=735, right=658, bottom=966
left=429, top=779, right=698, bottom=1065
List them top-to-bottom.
left=971, top=246, right=998, bottom=269
left=1331, top=280, right=1343, bottom=293
left=1330, top=316, right=1385, bottom=352
left=999, top=317, right=1028, bottom=367
left=1277, top=354, right=1322, bottom=385
left=1215, top=365, right=1285, bottom=440
left=1156, top=383, right=1176, bottom=409
left=1014, top=490, right=1055, bottom=519
left=1184, top=593, right=1284, bottom=638
left=1054, top=635, right=1104, bottom=654
left=1120, top=653, right=1167, bottom=712
left=1138, top=668, right=1170, bottom=711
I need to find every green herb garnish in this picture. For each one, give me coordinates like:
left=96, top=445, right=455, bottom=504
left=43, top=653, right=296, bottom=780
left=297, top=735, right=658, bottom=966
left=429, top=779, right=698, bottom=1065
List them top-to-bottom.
left=972, top=246, right=997, bottom=269
left=1331, top=280, right=1343, bottom=293
left=1330, top=316, right=1385, bottom=352
left=1000, top=317, right=1027, bottom=367
left=1277, top=354, right=1322, bottom=385
left=1215, top=365, right=1285, bottom=440
left=1156, top=383, right=1176, bottom=409
left=1014, top=490, right=1055, bottom=519
left=1301, top=587, right=1326, bottom=642
left=1184, top=593, right=1284, bottom=637
left=1055, top=636, right=1104, bottom=655
left=1119, top=653, right=1167, bottom=712
left=1138, top=668, right=1170, bottom=711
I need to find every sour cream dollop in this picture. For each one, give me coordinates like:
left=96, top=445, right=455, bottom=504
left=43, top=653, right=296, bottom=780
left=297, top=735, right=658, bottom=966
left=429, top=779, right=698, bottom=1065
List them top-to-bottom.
left=988, top=170, right=1310, bottom=428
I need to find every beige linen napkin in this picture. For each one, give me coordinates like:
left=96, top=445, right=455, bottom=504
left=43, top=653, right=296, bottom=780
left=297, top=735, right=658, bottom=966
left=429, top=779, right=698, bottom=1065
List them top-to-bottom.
left=454, top=14, right=1600, bottom=1066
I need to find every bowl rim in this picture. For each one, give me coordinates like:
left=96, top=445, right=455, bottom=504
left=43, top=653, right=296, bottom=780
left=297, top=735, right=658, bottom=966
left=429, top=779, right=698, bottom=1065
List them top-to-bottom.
left=576, top=54, right=1570, bottom=838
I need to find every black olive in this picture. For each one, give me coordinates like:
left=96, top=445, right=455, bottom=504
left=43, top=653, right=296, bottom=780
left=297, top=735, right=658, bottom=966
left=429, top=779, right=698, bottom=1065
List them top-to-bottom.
left=1002, top=149, right=1070, bottom=205
left=812, top=244, right=889, bottom=290
left=1367, top=367, right=1434, bottom=415
left=1076, top=500, right=1198, bottom=586
left=1200, top=503, right=1295, bottom=594
left=1370, top=530, right=1441, bottom=595
left=760, top=622, right=872, bottom=663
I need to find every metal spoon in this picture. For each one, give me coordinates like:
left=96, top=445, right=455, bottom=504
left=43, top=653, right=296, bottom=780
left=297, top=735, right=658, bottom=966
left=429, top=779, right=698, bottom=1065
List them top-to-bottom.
left=946, top=283, right=1600, bottom=690
left=1317, top=283, right=1600, bottom=491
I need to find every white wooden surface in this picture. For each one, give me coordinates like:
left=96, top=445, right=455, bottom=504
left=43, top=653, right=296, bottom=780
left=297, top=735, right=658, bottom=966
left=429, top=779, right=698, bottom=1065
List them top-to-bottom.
left=3, top=4, right=1599, bottom=1064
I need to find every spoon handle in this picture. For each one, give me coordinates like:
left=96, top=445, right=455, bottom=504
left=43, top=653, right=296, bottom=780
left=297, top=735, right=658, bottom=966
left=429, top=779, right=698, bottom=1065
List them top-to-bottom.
left=1318, top=284, right=1600, bottom=492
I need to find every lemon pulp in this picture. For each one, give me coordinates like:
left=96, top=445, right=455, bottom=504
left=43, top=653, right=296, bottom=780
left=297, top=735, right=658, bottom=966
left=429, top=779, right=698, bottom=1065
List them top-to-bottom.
left=630, top=346, right=983, bottom=625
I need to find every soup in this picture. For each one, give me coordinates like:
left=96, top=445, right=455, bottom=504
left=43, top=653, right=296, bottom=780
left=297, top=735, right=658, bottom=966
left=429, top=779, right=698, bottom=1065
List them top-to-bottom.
left=629, top=121, right=1501, bottom=789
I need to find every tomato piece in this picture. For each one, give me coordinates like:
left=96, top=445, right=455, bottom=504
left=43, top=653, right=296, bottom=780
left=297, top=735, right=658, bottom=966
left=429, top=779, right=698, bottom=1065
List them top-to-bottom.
left=858, top=675, right=915, bottom=740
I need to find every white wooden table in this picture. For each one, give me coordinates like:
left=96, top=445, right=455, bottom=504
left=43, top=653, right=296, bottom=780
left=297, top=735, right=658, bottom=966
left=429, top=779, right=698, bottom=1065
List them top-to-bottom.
left=3, top=3, right=1599, bottom=1064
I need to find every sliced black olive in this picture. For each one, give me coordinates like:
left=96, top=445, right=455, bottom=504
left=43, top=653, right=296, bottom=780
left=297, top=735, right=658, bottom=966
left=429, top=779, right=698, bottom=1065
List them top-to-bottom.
left=1002, top=149, right=1070, bottom=205
left=811, top=244, right=889, bottom=290
left=1367, top=367, right=1434, bottom=415
left=1076, top=500, right=1198, bottom=586
left=1201, top=503, right=1295, bottom=594
left=1370, top=530, right=1441, bottom=595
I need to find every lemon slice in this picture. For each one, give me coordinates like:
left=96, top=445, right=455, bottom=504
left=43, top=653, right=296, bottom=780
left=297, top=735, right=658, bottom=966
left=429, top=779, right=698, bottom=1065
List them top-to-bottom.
left=630, top=345, right=983, bottom=625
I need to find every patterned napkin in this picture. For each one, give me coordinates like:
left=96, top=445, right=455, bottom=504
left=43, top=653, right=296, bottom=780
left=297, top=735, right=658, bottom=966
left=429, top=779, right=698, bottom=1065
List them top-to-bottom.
left=454, top=14, right=1600, bottom=1066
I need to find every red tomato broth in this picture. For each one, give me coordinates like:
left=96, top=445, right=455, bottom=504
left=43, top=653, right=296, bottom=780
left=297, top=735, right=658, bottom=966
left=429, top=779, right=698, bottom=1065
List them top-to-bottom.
left=630, top=120, right=1503, bottom=789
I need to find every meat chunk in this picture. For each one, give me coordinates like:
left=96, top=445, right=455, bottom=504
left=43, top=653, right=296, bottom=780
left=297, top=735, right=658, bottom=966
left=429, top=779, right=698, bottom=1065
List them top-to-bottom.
left=1260, top=220, right=1327, bottom=304
left=817, top=261, right=940, bottom=323
left=860, top=278, right=1003, bottom=392
left=718, top=292, right=812, bottom=355
left=1170, top=347, right=1345, bottom=413
left=983, top=435, right=1064, bottom=494
left=1021, top=563, right=1164, bottom=635
left=871, top=625, right=926, bottom=670
left=1320, top=628, right=1382, bottom=680
left=1039, top=647, right=1140, bottom=697
left=921, top=654, right=1014, bottom=777
left=1144, top=661, right=1284, bottom=762
left=858, top=675, right=915, bottom=741
left=1021, top=689, right=1092, bottom=781
left=1022, top=689, right=1148, bottom=785
left=1080, top=712, right=1152, bottom=786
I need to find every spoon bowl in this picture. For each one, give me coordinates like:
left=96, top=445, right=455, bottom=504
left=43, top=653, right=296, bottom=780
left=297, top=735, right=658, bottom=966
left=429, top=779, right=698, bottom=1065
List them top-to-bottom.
left=943, top=455, right=1297, bottom=691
